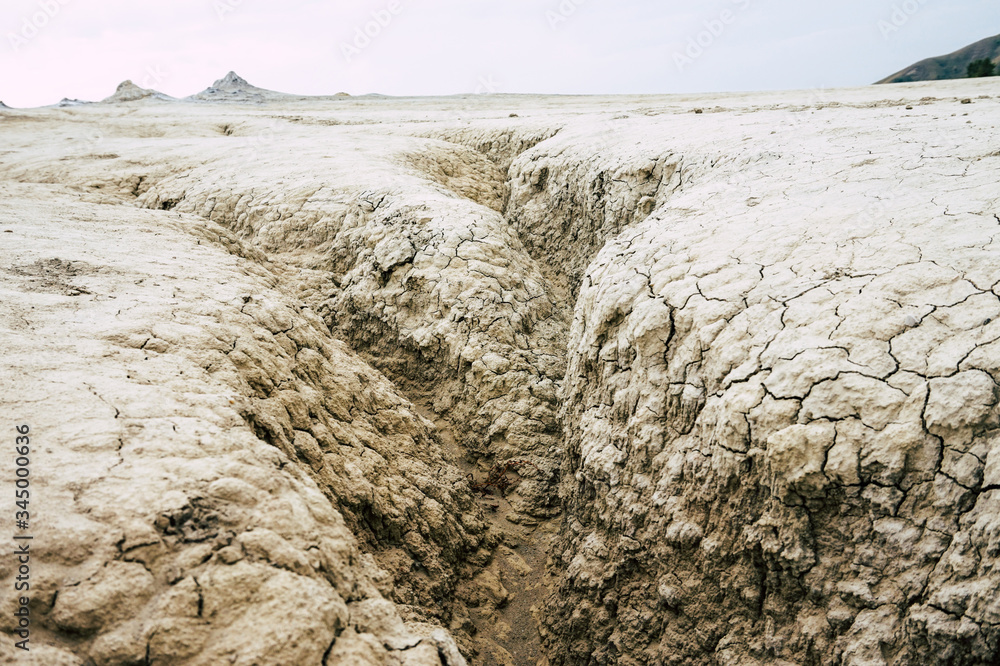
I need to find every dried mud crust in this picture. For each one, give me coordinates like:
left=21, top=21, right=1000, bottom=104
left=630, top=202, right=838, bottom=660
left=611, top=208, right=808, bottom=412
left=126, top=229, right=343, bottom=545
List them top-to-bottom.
left=1, top=82, right=999, bottom=665
left=522, top=110, right=1000, bottom=664
left=0, top=184, right=479, bottom=665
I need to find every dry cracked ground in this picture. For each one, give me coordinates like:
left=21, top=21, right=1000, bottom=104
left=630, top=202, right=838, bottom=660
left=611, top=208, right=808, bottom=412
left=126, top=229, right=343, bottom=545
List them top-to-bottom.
left=1, top=76, right=999, bottom=665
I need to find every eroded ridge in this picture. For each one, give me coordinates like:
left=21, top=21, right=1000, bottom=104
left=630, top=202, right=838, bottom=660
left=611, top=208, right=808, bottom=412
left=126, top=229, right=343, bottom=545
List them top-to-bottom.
left=1, top=81, right=999, bottom=666
left=0, top=101, right=574, bottom=665
left=539, top=101, right=1000, bottom=664
left=133, top=126, right=570, bottom=520
left=0, top=183, right=475, bottom=664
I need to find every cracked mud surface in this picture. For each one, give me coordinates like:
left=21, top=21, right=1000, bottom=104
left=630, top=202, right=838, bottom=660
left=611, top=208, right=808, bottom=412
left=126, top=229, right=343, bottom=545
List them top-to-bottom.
left=1, top=78, right=999, bottom=665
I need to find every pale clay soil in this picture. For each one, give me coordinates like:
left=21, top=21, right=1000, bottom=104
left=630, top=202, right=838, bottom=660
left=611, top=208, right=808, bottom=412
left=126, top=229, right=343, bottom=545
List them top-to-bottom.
left=1, top=76, right=999, bottom=665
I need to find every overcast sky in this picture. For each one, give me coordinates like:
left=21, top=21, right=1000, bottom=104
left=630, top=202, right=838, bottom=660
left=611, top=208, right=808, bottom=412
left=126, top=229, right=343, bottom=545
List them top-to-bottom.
left=1, top=0, right=997, bottom=107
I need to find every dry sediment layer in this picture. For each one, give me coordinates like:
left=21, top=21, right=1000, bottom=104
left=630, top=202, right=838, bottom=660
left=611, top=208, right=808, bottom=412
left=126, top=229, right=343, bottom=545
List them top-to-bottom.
left=1, top=78, right=999, bottom=665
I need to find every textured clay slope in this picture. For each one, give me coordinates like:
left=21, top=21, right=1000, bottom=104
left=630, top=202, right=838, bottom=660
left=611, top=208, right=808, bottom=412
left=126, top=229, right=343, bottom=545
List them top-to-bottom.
left=1, top=78, right=999, bottom=665
left=512, top=105, right=1000, bottom=665
left=0, top=182, right=474, bottom=665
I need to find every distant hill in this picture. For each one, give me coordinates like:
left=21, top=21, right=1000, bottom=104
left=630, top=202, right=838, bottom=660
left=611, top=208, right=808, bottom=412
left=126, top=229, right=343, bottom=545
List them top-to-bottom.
left=877, top=33, right=1000, bottom=84
left=185, top=71, right=351, bottom=104
left=186, top=71, right=288, bottom=104
left=101, top=80, right=174, bottom=104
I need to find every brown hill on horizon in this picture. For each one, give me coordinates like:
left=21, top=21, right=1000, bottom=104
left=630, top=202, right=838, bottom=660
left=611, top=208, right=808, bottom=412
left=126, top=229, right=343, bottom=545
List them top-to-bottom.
left=877, top=32, right=1000, bottom=83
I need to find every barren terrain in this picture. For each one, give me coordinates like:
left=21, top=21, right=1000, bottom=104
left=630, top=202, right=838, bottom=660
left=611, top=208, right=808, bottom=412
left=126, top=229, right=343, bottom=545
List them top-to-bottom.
left=1, top=75, right=999, bottom=665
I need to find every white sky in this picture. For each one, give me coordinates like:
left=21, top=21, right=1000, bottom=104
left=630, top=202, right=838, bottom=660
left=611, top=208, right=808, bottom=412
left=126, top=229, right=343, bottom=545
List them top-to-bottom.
left=1, top=0, right=997, bottom=107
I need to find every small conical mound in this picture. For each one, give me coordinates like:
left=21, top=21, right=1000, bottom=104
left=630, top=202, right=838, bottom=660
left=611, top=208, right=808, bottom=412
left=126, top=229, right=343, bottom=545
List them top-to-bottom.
left=186, top=71, right=349, bottom=103
left=187, top=71, right=292, bottom=104
left=215, top=71, right=250, bottom=89
left=102, top=80, right=172, bottom=103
